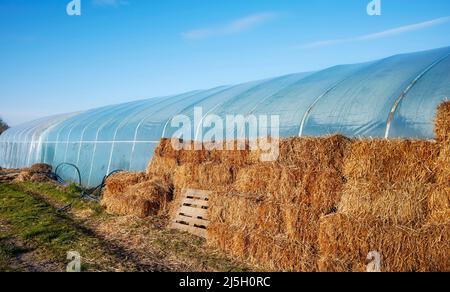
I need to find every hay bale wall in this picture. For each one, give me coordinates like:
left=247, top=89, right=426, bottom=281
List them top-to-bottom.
left=317, top=102, right=450, bottom=272
left=158, top=133, right=448, bottom=272
left=207, top=135, right=351, bottom=271
left=428, top=144, right=450, bottom=224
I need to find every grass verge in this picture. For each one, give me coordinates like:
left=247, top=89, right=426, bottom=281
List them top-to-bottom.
left=0, top=181, right=252, bottom=272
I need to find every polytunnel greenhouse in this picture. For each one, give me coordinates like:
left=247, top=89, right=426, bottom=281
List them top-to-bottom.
left=1, top=46, right=450, bottom=187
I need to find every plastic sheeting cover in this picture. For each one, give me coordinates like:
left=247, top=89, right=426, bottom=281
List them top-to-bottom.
left=1, top=46, right=449, bottom=186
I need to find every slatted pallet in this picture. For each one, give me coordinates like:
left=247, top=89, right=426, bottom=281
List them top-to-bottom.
left=170, top=189, right=210, bottom=238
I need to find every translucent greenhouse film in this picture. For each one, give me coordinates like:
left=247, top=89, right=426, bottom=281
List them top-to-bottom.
left=1, top=46, right=450, bottom=186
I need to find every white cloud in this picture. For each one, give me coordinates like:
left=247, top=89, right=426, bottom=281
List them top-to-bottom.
left=92, top=0, right=129, bottom=7
left=182, top=12, right=279, bottom=40
left=296, top=16, right=450, bottom=49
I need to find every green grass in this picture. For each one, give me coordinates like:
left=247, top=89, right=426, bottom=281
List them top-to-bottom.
left=0, top=181, right=253, bottom=272
left=13, top=182, right=103, bottom=215
left=0, top=183, right=117, bottom=271
left=0, top=184, right=76, bottom=252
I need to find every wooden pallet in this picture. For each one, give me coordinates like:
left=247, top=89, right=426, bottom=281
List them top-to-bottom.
left=170, top=189, right=210, bottom=238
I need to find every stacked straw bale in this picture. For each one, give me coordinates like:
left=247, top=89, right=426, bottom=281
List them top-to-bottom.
left=318, top=102, right=450, bottom=272
left=207, top=135, right=351, bottom=271
left=146, top=139, right=180, bottom=182
left=147, top=139, right=252, bottom=188
left=155, top=139, right=254, bottom=219
left=429, top=145, right=450, bottom=224
left=173, top=162, right=239, bottom=191
left=103, top=171, right=147, bottom=196
left=208, top=193, right=319, bottom=271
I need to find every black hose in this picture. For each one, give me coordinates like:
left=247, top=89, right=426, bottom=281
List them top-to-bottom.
left=3, top=162, right=123, bottom=204
left=55, top=163, right=82, bottom=186
left=80, top=169, right=124, bottom=202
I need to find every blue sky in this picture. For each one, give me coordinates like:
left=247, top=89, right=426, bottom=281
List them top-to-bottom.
left=1, top=0, right=450, bottom=125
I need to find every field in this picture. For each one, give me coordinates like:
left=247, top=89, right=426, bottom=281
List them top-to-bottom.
left=0, top=181, right=251, bottom=272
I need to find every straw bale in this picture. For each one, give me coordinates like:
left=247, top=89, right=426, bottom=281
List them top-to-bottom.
left=435, top=101, right=450, bottom=142
left=278, top=135, right=350, bottom=168
left=206, top=136, right=350, bottom=271
left=154, top=138, right=180, bottom=159
left=338, top=140, right=439, bottom=227
left=208, top=141, right=253, bottom=166
left=428, top=142, right=450, bottom=224
left=436, top=142, right=450, bottom=185
left=147, top=155, right=178, bottom=182
left=168, top=162, right=239, bottom=219
left=173, top=162, right=238, bottom=191
left=104, top=171, right=147, bottom=195
left=102, top=177, right=171, bottom=218
left=207, top=180, right=340, bottom=271
left=428, top=184, right=450, bottom=224
left=208, top=192, right=283, bottom=236
left=318, top=213, right=450, bottom=272
left=207, top=223, right=318, bottom=271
